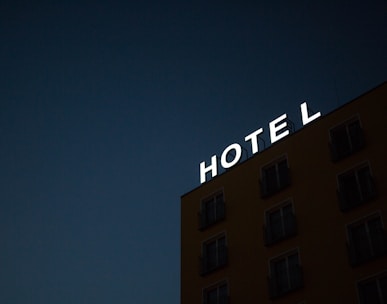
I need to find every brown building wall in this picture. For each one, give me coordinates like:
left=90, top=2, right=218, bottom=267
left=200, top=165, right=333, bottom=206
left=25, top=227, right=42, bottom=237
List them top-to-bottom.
left=181, top=82, right=387, bottom=304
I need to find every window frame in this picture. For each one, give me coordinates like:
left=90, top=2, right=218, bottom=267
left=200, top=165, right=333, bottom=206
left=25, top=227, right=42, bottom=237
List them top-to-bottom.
left=329, top=116, right=365, bottom=161
left=260, top=156, right=290, bottom=198
left=337, top=161, right=377, bottom=211
left=199, top=190, right=226, bottom=230
left=264, top=199, right=297, bottom=245
left=346, top=212, right=387, bottom=266
left=200, top=233, right=228, bottom=276
left=268, top=248, right=303, bottom=299
left=357, top=271, right=387, bottom=304
left=202, top=280, right=229, bottom=304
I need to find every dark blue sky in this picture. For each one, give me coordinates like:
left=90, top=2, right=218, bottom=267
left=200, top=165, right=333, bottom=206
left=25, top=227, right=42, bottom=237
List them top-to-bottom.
left=0, top=0, right=386, bottom=303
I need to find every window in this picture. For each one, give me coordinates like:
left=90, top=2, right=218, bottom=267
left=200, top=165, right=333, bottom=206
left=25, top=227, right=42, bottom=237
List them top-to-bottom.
left=330, top=118, right=365, bottom=161
left=261, top=158, right=290, bottom=197
left=337, top=164, right=376, bottom=211
left=199, top=192, right=225, bottom=229
left=264, top=201, right=297, bottom=245
left=347, top=215, right=387, bottom=266
left=201, top=235, right=228, bottom=275
left=268, top=251, right=303, bottom=298
left=358, top=272, right=387, bottom=304
left=203, top=281, right=229, bottom=304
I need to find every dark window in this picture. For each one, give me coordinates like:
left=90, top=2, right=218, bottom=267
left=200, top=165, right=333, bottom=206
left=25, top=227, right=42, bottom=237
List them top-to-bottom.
left=330, top=119, right=365, bottom=161
left=261, top=158, right=290, bottom=197
left=338, top=165, right=376, bottom=211
left=199, top=192, right=225, bottom=229
left=264, top=202, right=297, bottom=245
left=348, top=216, right=387, bottom=266
left=201, top=235, right=228, bottom=275
left=269, top=251, right=303, bottom=298
left=358, top=272, right=387, bottom=304
left=203, top=282, right=229, bottom=304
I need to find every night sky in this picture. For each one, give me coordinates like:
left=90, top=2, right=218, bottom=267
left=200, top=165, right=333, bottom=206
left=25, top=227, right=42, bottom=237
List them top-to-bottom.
left=1, top=0, right=386, bottom=303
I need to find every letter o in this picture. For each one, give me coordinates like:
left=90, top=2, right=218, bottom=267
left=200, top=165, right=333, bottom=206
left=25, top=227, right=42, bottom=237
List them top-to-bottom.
left=221, top=143, right=242, bottom=169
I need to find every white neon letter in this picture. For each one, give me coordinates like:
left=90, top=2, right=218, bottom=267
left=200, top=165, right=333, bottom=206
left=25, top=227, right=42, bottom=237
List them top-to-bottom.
left=301, top=102, right=321, bottom=125
left=269, top=114, right=289, bottom=144
left=244, top=128, right=263, bottom=154
left=220, top=143, right=242, bottom=169
left=200, top=155, right=218, bottom=184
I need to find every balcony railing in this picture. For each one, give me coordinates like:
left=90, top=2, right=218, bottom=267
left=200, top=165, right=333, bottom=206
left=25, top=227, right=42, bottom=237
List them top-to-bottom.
left=203, top=295, right=229, bottom=304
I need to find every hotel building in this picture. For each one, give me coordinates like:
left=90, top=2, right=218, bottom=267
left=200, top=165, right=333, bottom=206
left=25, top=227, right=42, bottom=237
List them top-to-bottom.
left=181, top=82, right=387, bottom=303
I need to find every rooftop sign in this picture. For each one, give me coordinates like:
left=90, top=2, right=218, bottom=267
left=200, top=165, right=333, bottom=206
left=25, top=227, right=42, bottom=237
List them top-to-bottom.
left=199, top=102, right=321, bottom=184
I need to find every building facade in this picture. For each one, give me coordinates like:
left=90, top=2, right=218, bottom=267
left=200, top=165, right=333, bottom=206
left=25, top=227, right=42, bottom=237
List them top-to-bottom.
left=181, top=82, right=387, bottom=304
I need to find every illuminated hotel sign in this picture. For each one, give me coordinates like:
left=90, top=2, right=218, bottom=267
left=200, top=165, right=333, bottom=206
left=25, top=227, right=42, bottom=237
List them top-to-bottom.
left=200, top=102, right=321, bottom=184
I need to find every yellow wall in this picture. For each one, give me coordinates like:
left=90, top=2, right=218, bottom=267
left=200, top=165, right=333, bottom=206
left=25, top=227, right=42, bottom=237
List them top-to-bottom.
left=181, top=82, right=387, bottom=303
